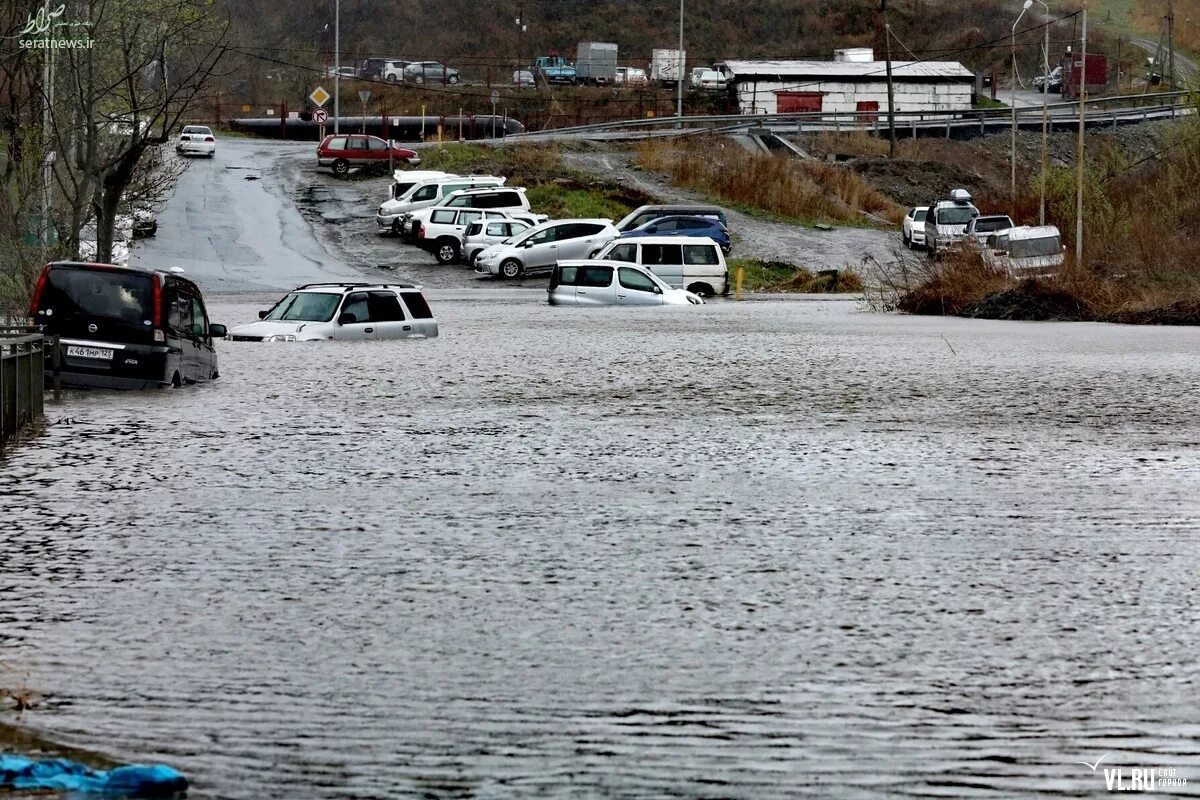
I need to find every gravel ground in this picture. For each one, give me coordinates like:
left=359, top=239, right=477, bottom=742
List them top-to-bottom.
left=561, top=148, right=899, bottom=270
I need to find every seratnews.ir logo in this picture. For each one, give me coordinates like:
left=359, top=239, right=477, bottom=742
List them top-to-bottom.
left=1078, top=754, right=1189, bottom=792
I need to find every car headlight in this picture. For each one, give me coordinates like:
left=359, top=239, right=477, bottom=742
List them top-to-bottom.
left=263, top=334, right=297, bottom=342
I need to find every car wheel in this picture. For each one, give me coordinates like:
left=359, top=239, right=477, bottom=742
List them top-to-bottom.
left=414, top=74, right=425, bottom=84
left=449, top=74, right=459, bottom=85
left=387, top=75, right=397, bottom=83
left=332, top=158, right=349, bottom=176
left=390, top=219, right=402, bottom=236
left=902, top=231, right=911, bottom=248
left=435, top=239, right=459, bottom=264
left=469, top=249, right=482, bottom=263
left=499, top=258, right=523, bottom=279
left=688, top=282, right=714, bottom=297
left=171, top=371, right=182, bottom=389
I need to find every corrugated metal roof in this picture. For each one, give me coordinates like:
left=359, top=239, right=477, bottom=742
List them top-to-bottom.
left=721, top=60, right=974, bottom=80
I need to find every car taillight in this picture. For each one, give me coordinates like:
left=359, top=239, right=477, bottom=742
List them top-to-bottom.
left=204, top=136, right=214, bottom=142
left=418, top=224, right=426, bottom=239
left=29, top=266, right=49, bottom=317
left=152, top=273, right=163, bottom=330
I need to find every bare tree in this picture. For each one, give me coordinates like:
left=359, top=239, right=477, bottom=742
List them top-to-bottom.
left=45, top=0, right=230, bottom=262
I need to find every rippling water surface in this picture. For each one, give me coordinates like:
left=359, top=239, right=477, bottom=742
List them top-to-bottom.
left=2, top=295, right=1199, bottom=799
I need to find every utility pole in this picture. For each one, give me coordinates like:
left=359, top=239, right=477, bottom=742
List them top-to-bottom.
left=40, top=0, right=56, bottom=247
left=333, top=0, right=340, bottom=133
left=676, top=0, right=684, bottom=124
left=882, top=0, right=897, bottom=159
left=1012, top=0, right=1032, bottom=204
left=1035, top=0, right=1050, bottom=226
left=1167, top=0, right=1175, bottom=90
left=1075, top=4, right=1087, bottom=266
left=517, top=8, right=524, bottom=73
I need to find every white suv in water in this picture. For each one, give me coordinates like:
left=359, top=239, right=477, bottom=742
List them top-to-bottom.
left=227, top=283, right=438, bottom=341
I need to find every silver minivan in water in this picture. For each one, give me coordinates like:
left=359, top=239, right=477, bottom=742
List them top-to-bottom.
left=592, top=236, right=729, bottom=296
left=548, top=261, right=704, bottom=306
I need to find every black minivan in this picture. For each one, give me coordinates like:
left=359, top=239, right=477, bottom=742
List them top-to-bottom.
left=29, top=261, right=226, bottom=389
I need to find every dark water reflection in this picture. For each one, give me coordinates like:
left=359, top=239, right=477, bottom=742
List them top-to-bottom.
left=2, top=294, right=1199, bottom=798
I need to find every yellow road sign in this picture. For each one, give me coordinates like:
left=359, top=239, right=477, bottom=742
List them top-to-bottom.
left=309, top=86, right=331, bottom=107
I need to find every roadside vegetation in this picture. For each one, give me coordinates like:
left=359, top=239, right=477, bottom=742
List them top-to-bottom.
left=635, top=137, right=904, bottom=227
left=417, top=143, right=651, bottom=219
left=730, top=259, right=865, bottom=293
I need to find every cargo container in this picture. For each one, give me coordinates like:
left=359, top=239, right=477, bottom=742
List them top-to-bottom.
left=576, top=42, right=618, bottom=85
left=650, top=48, right=686, bottom=85
left=1061, top=52, right=1107, bottom=100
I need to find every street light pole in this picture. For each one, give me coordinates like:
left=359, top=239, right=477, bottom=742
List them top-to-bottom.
left=333, top=0, right=340, bottom=134
left=676, top=0, right=684, bottom=124
left=1012, top=0, right=1032, bottom=204
left=1035, top=0, right=1050, bottom=226
left=1076, top=3, right=1087, bottom=266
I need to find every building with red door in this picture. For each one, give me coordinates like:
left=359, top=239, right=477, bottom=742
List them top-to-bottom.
left=716, top=49, right=974, bottom=118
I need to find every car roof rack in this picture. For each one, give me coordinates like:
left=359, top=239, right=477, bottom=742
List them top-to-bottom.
left=294, top=281, right=417, bottom=290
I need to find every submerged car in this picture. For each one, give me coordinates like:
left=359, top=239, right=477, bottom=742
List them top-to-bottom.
left=176, top=125, right=216, bottom=157
left=923, top=188, right=979, bottom=256
left=461, top=218, right=533, bottom=264
left=982, top=225, right=1065, bottom=279
left=29, top=261, right=225, bottom=389
left=548, top=261, right=704, bottom=306
left=228, top=282, right=438, bottom=341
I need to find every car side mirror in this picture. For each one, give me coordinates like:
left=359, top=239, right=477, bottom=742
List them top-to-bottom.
left=646, top=226, right=657, bottom=233
left=524, top=240, right=535, bottom=248
left=653, top=285, right=663, bottom=294
left=258, top=309, right=269, bottom=319
left=337, top=312, right=357, bottom=325
left=208, top=323, right=227, bottom=338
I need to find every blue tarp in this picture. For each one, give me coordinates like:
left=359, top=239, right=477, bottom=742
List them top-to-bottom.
left=0, top=755, right=186, bottom=797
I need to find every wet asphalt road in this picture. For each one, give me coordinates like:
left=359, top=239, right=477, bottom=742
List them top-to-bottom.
left=5, top=138, right=1200, bottom=799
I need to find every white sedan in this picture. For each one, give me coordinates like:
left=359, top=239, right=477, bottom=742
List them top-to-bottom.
left=176, top=125, right=216, bottom=157
left=902, top=206, right=928, bottom=249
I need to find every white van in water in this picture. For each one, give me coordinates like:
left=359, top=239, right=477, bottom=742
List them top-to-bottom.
left=386, top=170, right=453, bottom=202
left=376, top=175, right=506, bottom=234
left=923, top=188, right=979, bottom=256
left=982, top=225, right=1066, bottom=278
left=591, top=236, right=729, bottom=297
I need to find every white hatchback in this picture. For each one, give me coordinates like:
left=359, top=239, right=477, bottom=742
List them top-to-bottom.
left=177, top=125, right=216, bottom=157
left=548, top=261, right=704, bottom=306
left=228, top=283, right=438, bottom=341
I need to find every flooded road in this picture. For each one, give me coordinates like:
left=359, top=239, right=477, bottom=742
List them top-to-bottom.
left=3, top=295, right=1200, bottom=798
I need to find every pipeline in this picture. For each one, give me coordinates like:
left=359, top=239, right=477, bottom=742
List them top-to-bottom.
left=229, top=115, right=525, bottom=142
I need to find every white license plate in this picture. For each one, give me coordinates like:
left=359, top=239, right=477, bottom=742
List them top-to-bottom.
left=67, top=345, right=114, bottom=360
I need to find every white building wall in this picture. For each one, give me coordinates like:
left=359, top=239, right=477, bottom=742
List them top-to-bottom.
left=734, top=79, right=972, bottom=116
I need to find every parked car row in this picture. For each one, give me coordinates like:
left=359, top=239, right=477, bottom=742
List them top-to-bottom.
left=358, top=58, right=461, bottom=84
left=904, top=188, right=1065, bottom=277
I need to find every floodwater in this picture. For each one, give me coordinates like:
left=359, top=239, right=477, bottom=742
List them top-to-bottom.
left=2, top=295, right=1199, bottom=799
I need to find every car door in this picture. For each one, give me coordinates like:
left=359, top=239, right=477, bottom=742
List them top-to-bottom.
left=347, top=136, right=370, bottom=162
left=366, top=136, right=388, bottom=162
left=454, top=210, right=483, bottom=242
left=558, top=223, right=607, bottom=260
left=521, top=224, right=563, bottom=272
left=641, top=242, right=685, bottom=288
left=682, top=243, right=725, bottom=294
left=573, top=264, right=617, bottom=305
left=616, top=266, right=664, bottom=306
left=165, top=281, right=203, bottom=381
left=365, top=291, right=412, bottom=339
left=398, top=291, right=437, bottom=337
left=335, top=292, right=374, bottom=340
left=189, top=293, right=217, bottom=380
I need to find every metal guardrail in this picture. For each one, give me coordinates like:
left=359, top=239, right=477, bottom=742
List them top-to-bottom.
left=504, top=90, right=1195, bottom=140
left=0, top=327, right=59, bottom=449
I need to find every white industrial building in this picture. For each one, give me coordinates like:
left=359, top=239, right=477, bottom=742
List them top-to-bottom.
left=717, top=49, right=975, bottom=117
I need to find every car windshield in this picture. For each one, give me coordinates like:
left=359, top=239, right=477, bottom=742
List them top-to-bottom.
left=182, top=126, right=210, bottom=135
left=937, top=206, right=976, bottom=225
left=914, top=209, right=928, bottom=222
left=264, top=292, right=340, bottom=322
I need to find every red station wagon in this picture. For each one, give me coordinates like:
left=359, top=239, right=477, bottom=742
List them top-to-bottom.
left=317, top=134, right=421, bottom=175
